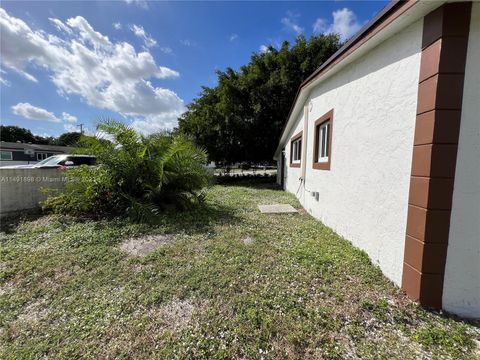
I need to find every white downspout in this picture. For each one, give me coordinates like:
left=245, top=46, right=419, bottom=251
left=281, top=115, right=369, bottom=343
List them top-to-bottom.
left=301, top=104, right=309, bottom=188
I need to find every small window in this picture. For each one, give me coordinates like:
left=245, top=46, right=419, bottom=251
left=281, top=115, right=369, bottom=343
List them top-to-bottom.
left=313, top=109, right=333, bottom=170
left=316, top=121, right=330, bottom=162
left=290, top=131, right=302, bottom=167
left=292, top=139, right=302, bottom=162
left=1, top=151, right=13, bottom=161
left=37, top=152, right=49, bottom=161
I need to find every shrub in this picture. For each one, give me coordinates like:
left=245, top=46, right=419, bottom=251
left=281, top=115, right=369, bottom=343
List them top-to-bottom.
left=43, top=119, right=213, bottom=220
left=240, top=162, right=251, bottom=171
left=43, top=165, right=119, bottom=217
left=215, top=173, right=276, bottom=184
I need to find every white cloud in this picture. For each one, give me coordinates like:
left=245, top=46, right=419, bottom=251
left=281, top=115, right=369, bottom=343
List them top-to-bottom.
left=124, top=0, right=148, bottom=10
left=0, top=8, right=184, bottom=133
left=313, top=8, right=362, bottom=42
left=281, top=11, right=304, bottom=35
left=67, top=16, right=111, bottom=49
left=49, top=18, right=73, bottom=34
left=312, top=18, right=328, bottom=33
left=113, top=22, right=122, bottom=30
left=130, top=24, right=157, bottom=48
left=229, top=33, right=238, bottom=42
left=180, top=39, right=192, bottom=46
left=259, top=45, right=269, bottom=53
left=160, top=46, right=173, bottom=54
left=0, top=69, right=10, bottom=86
left=0, top=77, right=10, bottom=86
left=12, top=102, right=61, bottom=123
left=12, top=103, right=80, bottom=131
left=131, top=111, right=182, bottom=134
left=62, top=112, right=77, bottom=123
left=63, top=123, right=78, bottom=132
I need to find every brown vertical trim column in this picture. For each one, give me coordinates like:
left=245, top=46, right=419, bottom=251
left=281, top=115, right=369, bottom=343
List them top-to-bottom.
left=402, top=2, right=472, bottom=308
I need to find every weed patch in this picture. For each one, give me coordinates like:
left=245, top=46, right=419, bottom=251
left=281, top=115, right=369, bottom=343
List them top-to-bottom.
left=1, top=180, right=478, bottom=358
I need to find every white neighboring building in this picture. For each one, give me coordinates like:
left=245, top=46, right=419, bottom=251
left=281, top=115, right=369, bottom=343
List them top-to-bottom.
left=274, top=1, right=479, bottom=318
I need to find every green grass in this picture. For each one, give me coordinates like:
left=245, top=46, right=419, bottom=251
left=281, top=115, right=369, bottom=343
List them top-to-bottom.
left=1, top=181, right=479, bottom=359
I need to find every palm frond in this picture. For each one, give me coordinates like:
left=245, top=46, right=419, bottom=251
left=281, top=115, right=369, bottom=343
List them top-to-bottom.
left=46, top=118, right=213, bottom=220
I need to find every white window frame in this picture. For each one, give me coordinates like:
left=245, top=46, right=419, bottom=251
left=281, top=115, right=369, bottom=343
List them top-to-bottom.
left=316, top=121, right=330, bottom=163
left=292, top=138, right=302, bottom=163
left=1, top=151, right=13, bottom=161
left=37, top=152, right=49, bottom=161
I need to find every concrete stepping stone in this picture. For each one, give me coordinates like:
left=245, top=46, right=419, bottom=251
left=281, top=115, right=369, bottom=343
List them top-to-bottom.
left=258, top=204, right=298, bottom=214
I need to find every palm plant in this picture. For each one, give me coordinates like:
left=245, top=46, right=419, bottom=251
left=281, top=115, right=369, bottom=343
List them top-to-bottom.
left=44, top=119, right=212, bottom=220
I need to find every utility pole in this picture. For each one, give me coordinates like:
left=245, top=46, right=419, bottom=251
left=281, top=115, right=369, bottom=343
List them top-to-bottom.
left=77, top=123, right=84, bottom=134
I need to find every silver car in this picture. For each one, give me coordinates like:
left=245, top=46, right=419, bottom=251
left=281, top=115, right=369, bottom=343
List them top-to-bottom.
left=1, top=154, right=96, bottom=169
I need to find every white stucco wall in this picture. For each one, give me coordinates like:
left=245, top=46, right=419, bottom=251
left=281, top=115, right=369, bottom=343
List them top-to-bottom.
left=443, top=3, right=480, bottom=318
left=283, top=19, right=423, bottom=285
left=283, top=112, right=305, bottom=194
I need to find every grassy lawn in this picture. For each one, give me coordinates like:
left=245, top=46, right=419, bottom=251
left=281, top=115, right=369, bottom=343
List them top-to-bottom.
left=1, top=181, right=479, bottom=359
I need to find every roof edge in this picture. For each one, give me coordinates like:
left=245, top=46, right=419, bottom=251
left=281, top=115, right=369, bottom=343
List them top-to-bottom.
left=274, top=0, right=419, bottom=159
left=300, top=0, right=409, bottom=88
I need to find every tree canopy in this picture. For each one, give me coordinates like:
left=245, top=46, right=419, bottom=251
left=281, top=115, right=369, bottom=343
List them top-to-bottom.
left=178, top=34, right=341, bottom=164
left=0, top=125, right=80, bottom=146
left=0, top=125, right=55, bottom=145
left=56, top=132, right=82, bottom=146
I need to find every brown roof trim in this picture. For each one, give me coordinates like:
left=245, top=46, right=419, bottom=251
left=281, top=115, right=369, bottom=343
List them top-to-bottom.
left=278, top=0, right=418, bottom=148
left=300, top=0, right=416, bottom=88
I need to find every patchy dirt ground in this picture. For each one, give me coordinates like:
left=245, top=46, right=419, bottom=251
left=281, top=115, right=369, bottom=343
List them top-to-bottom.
left=1, top=181, right=479, bottom=359
left=119, top=234, right=175, bottom=256
left=241, top=236, right=254, bottom=245
left=142, top=298, right=204, bottom=331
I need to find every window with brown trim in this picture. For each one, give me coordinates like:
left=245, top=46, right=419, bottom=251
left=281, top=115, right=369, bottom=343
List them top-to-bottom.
left=313, top=109, right=333, bottom=170
left=290, top=131, right=302, bottom=168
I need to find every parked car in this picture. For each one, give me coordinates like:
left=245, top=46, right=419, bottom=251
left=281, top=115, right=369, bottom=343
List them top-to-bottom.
left=0, top=154, right=96, bottom=169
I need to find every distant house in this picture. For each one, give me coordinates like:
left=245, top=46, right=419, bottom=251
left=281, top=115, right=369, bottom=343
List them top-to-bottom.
left=274, top=1, right=479, bottom=318
left=0, top=141, right=70, bottom=166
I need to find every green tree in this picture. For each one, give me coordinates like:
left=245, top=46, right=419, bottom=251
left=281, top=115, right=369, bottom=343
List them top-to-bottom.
left=178, top=34, right=341, bottom=164
left=0, top=125, right=55, bottom=144
left=1, top=125, right=36, bottom=143
left=55, top=132, right=81, bottom=146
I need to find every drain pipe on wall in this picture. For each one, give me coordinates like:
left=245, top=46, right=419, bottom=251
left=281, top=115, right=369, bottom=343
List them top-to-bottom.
left=300, top=101, right=317, bottom=201
left=300, top=104, right=309, bottom=200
